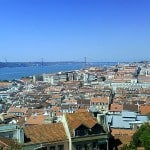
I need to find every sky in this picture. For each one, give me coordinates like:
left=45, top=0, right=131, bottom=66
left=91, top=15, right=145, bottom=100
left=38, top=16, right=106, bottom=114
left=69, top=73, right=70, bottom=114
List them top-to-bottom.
left=0, top=0, right=150, bottom=62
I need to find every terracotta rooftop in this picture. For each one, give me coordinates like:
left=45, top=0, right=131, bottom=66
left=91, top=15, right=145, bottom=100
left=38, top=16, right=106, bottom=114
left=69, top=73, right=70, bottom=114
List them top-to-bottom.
left=21, top=78, right=31, bottom=83
left=112, top=79, right=131, bottom=83
left=0, top=82, right=11, bottom=88
left=45, top=87, right=62, bottom=92
left=79, top=87, right=96, bottom=93
left=51, top=94, right=62, bottom=99
left=91, top=97, right=109, bottom=103
left=46, top=99, right=57, bottom=104
left=62, top=99, right=77, bottom=105
left=109, top=104, right=123, bottom=112
left=123, top=104, right=138, bottom=112
left=140, top=105, right=150, bottom=115
left=7, top=106, right=28, bottom=114
left=51, top=106, right=61, bottom=112
left=75, top=108, right=88, bottom=113
left=26, top=109, right=45, bottom=116
left=55, top=111, right=63, bottom=117
left=66, top=112, right=98, bottom=132
left=2, top=113, right=16, bottom=120
left=25, top=114, right=47, bottom=125
left=16, top=116, right=26, bottom=126
left=24, top=123, right=67, bottom=144
left=111, top=129, right=135, bottom=136
left=112, top=129, right=136, bottom=150
left=116, top=136, right=133, bottom=149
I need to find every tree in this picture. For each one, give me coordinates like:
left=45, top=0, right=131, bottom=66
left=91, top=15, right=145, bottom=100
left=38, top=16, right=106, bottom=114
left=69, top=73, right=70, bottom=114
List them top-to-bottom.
left=132, top=123, right=150, bottom=150
left=0, top=140, right=22, bottom=150
left=9, top=140, right=22, bottom=150
left=121, top=143, right=136, bottom=150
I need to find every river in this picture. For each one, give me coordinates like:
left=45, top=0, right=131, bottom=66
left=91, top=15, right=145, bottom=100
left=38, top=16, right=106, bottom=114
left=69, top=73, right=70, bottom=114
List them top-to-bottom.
left=0, top=62, right=118, bottom=80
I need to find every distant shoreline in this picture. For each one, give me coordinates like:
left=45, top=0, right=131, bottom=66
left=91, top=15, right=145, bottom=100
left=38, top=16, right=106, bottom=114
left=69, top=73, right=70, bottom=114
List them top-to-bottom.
left=0, top=61, right=123, bottom=68
left=0, top=62, right=120, bottom=81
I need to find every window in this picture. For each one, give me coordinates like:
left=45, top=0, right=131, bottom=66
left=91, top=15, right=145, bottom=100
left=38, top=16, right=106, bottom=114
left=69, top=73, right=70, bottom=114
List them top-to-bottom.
left=92, top=124, right=102, bottom=134
left=75, top=125, right=89, bottom=136
left=74, top=129, right=78, bottom=136
left=75, top=129, right=88, bottom=136
left=8, top=132, right=13, bottom=139
left=9, top=132, right=13, bottom=138
left=93, top=142, right=97, bottom=148
left=84, top=144, right=88, bottom=150
left=58, top=145, right=64, bottom=150
left=76, top=145, right=82, bottom=150
left=50, top=146, right=55, bottom=150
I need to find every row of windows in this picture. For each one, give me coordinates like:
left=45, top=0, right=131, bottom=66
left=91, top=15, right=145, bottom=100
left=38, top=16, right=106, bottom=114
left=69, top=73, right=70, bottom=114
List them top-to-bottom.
left=93, top=102, right=108, bottom=105
left=76, top=142, right=97, bottom=150
left=76, top=142, right=107, bottom=150
left=36, top=145, right=64, bottom=150
left=49, top=145, right=64, bottom=150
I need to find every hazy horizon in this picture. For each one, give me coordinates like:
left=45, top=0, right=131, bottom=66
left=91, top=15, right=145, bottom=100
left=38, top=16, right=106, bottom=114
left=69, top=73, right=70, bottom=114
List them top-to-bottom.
left=1, top=59, right=148, bottom=63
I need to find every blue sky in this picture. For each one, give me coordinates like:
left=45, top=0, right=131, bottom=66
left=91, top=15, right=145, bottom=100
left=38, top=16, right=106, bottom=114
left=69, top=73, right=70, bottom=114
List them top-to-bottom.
left=0, top=0, right=150, bottom=62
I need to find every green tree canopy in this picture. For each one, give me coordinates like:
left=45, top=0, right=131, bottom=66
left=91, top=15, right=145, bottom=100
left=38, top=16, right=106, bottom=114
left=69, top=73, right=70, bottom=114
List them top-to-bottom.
left=132, top=123, right=150, bottom=150
left=121, top=143, right=136, bottom=150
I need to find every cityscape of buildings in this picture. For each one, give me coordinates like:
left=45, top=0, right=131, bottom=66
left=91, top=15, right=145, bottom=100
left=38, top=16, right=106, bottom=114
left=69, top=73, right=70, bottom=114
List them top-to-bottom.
left=1, top=0, right=150, bottom=149
left=0, top=62, right=150, bottom=149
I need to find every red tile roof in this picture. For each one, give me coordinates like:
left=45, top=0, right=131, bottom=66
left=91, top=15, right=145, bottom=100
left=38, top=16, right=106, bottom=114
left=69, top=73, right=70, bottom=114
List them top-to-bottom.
left=0, top=82, right=11, bottom=88
left=91, top=97, right=109, bottom=103
left=46, top=99, right=57, bottom=104
left=62, top=99, right=77, bottom=105
left=109, top=104, right=123, bottom=112
left=140, top=105, right=150, bottom=115
left=7, top=106, right=28, bottom=114
left=51, top=106, right=61, bottom=112
left=75, top=108, right=88, bottom=113
left=26, top=109, right=45, bottom=116
left=66, top=112, right=98, bottom=136
left=25, top=114, right=47, bottom=125
left=24, top=123, right=67, bottom=144
left=111, top=129, right=135, bottom=136
left=112, top=129, right=136, bottom=150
